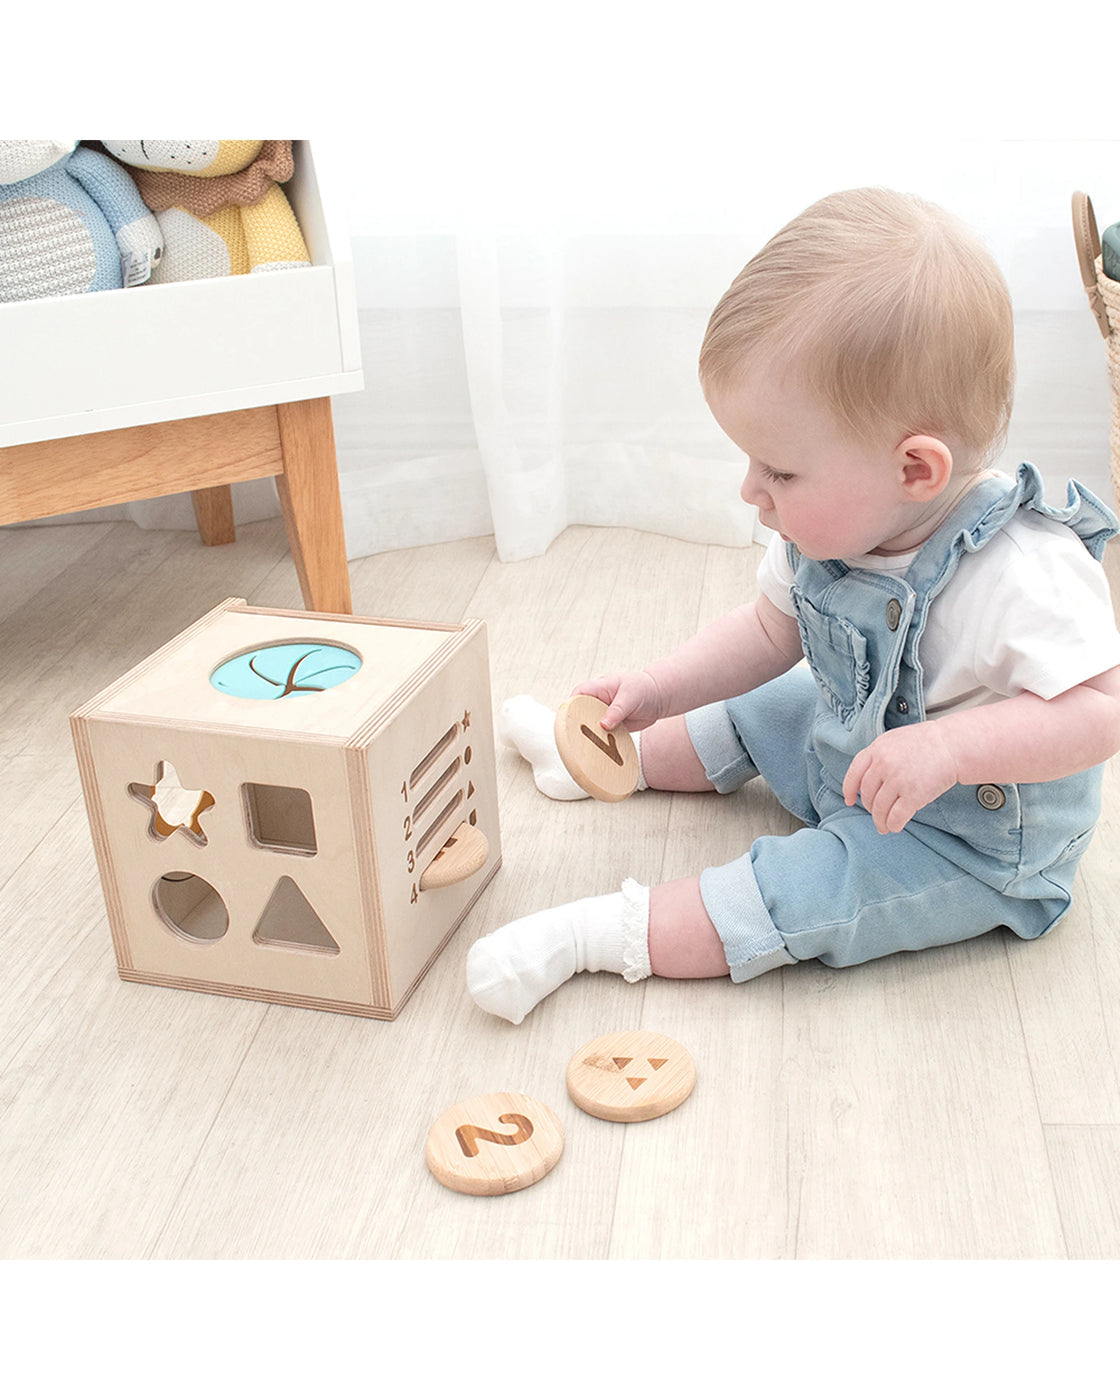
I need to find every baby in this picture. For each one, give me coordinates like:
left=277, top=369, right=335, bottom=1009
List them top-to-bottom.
left=468, top=187, right=1120, bottom=1025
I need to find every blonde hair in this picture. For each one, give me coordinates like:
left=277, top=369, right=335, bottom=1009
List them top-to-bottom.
left=699, top=188, right=1015, bottom=470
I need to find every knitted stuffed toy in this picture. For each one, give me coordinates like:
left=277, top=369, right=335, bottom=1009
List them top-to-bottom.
left=0, top=140, right=162, bottom=302
left=101, top=141, right=310, bottom=281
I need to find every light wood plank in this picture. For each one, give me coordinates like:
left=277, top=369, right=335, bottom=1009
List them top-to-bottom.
left=0, top=521, right=115, bottom=627
left=348, top=534, right=496, bottom=625
left=1005, top=543, right=1120, bottom=1125
left=0, top=754, right=84, bottom=883
left=1003, top=826, right=1120, bottom=1125
left=776, top=941, right=1064, bottom=1258
left=1046, top=1125, right=1120, bottom=1258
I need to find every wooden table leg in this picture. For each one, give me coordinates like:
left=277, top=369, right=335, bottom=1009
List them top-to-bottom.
left=275, top=397, right=353, bottom=615
left=191, top=485, right=236, bottom=545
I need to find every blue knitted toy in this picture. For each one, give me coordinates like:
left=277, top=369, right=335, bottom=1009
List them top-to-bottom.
left=0, top=140, right=163, bottom=302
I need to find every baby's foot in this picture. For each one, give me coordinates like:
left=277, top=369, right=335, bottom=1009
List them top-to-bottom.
left=498, top=695, right=590, bottom=800
left=466, top=881, right=651, bottom=1024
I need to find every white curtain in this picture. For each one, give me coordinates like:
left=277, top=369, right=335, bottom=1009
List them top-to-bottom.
left=332, top=231, right=764, bottom=562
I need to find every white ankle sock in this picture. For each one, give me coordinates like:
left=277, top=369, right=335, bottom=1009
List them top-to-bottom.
left=499, top=694, right=646, bottom=801
left=466, top=878, right=652, bottom=1024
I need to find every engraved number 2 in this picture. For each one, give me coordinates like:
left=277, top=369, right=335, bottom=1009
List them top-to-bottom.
left=455, top=1113, right=534, bottom=1158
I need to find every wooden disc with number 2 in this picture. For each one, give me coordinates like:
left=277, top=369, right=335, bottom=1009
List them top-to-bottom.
left=554, top=695, right=639, bottom=802
left=425, top=1092, right=565, bottom=1196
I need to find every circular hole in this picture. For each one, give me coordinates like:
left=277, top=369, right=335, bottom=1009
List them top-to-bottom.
left=209, top=641, right=362, bottom=700
left=153, top=872, right=229, bottom=942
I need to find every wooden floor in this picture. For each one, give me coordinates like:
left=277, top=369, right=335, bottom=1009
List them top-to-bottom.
left=3, top=512, right=1120, bottom=1260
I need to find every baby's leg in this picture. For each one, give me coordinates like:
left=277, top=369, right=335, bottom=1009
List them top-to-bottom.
left=638, top=715, right=716, bottom=793
left=465, top=873, right=730, bottom=1024
left=648, top=875, right=730, bottom=976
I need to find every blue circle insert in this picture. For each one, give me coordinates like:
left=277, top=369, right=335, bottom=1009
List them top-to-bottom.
left=210, top=642, right=362, bottom=700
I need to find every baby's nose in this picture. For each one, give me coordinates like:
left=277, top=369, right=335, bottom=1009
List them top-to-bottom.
left=741, top=471, right=769, bottom=508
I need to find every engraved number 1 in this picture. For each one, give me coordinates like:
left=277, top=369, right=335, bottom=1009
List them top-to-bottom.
left=580, top=723, right=624, bottom=767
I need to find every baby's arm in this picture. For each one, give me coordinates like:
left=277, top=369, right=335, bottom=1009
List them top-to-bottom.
left=578, top=593, right=805, bottom=731
left=844, top=665, right=1120, bottom=834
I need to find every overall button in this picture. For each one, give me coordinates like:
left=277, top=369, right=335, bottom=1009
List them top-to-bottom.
left=886, top=598, right=903, bottom=631
left=895, top=696, right=910, bottom=715
left=976, top=784, right=1006, bottom=811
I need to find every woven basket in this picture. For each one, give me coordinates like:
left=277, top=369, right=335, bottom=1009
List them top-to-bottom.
left=1073, top=191, right=1120, bottom=505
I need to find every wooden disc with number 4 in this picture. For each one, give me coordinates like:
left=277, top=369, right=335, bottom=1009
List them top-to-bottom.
left=554, top=694, right=639, bottom=802
left=567, top=1030, right=696, bottom=1122
left=425, top=1092, right=565, bottom=1196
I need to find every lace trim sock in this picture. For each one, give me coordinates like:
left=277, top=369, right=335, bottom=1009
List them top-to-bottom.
left=499, top=694, right=647, bottom=800
left=618, top=877, right=652, bottom=981
left=466, top=878, right=652, bottom=1024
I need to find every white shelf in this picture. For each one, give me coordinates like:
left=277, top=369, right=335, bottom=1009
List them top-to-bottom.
left=0, top=141, right=363, bottom=449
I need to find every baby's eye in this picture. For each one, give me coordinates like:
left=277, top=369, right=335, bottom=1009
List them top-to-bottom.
left=757, top=464, right=795, bottom=484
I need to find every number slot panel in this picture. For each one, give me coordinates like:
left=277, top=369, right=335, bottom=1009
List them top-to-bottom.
left=416, top=791, right=465, bottom=857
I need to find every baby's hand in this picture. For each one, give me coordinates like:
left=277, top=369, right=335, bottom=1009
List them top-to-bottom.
left=573, top=671, right=665, bottom=732
left=843, top=723, right=960, bottom=834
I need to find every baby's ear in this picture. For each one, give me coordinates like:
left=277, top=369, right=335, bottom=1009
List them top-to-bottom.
left=898, top=435, right=953, bottom=499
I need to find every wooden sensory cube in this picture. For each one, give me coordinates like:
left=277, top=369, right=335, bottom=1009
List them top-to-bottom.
left=70, top=598, right=501, bottom=1019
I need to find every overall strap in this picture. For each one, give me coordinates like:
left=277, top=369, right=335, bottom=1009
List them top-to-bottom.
left=1003, top=462, right=1118, bottom=561
left=907, top=463, right=1118, bottom=610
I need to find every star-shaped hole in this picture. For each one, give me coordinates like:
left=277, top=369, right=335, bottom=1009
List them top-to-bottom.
left=128, top=761, right=215, bottom=846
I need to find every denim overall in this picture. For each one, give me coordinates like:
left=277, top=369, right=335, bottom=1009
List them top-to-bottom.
left=686, top=464, right=1118, bottom=982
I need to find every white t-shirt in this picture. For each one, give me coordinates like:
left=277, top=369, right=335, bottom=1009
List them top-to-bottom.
left=757, top=495, right=1120, bottom=716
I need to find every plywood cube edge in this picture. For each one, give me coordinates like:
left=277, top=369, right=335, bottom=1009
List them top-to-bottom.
left=228, top=600, right=465, bottom=633
left=70, top=710, right=135, bottom=971
left=116, top=969, right=399, bottom=1019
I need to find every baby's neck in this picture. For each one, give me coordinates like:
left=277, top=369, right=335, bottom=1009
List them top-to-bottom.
left=869, top=469, right=991, bottom=557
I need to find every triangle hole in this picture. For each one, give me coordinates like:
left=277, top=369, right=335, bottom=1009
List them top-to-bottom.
left=253, top=876, right=340, bottom=954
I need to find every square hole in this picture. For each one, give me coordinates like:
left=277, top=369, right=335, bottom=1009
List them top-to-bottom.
left=243, top=783, right=317, bottom=856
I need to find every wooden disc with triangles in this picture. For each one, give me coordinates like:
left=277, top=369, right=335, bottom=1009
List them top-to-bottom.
left=566, top=1030, right=696, bottom=1122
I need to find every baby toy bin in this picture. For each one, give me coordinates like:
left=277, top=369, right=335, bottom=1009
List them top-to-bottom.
left=0, top=140, right=361, bottom=448
left=70, top=598, right=502, bottom=1019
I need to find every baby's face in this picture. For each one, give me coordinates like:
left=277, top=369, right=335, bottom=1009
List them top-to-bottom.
left=707, top=364, right=917, bottom=560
